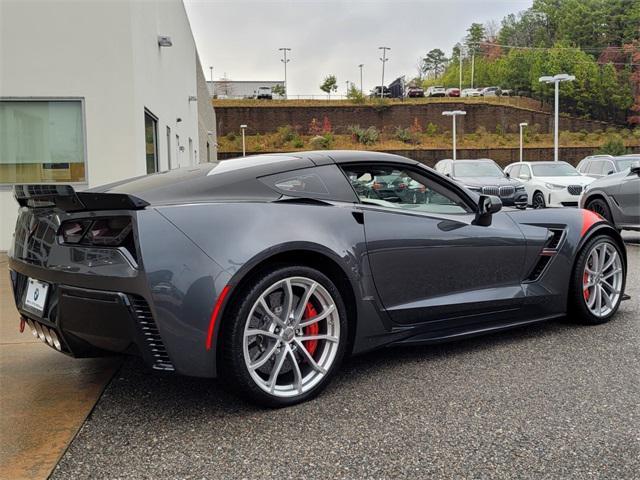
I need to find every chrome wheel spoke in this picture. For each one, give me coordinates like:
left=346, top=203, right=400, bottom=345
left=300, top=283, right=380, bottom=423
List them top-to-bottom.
left=583, top=242, right=623, bottom=318
left=603, top=268, right=622, bottom=279
left=282, top=278, right=294, bottom=322
left=293, top=281, right=317, bottom=324
left=600, top=286, right=613, bottom=309
left=259, top=298, right=287, bottom=328
left=298, top=304, right=336, bottom=328
left=246, top=329, right=279, bottom=340
left=298, top=334, right=338, bottom=343
left=294, top=338, right=327, bottom=375
left=267, top=346, right=288, bottom=392
left=288, top=346, right=303, bottom=394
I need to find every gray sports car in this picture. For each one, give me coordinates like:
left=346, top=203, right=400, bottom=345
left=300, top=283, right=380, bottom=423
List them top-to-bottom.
left=8, top=151, right=628, bottom=407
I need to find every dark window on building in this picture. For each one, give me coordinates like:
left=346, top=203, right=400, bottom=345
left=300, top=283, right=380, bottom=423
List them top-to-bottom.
left=144, top=110, right=158, bottom=174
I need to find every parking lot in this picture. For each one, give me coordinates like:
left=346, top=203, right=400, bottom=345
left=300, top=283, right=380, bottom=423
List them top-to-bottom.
left=44, top=236, right=639, bottom=479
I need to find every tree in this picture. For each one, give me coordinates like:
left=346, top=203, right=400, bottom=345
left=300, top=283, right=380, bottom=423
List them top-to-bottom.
left=465, top=22, right=486, bottom=54
left=422, top=49, right=448, bottom=79
left=320, top=75, right=338, bottom=99
left=346, top=82, right=365, bottom=103
left=271, top=84, right=285, bottom=98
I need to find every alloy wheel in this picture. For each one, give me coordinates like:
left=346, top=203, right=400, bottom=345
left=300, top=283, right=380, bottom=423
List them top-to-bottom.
left=582, top=242, right=623, bottom=318
left=242, top=277, right=340, bottom=398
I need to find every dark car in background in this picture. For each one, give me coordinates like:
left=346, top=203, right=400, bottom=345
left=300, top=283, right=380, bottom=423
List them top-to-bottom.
left=370, top=86, right=391, bottom=98
left=406, top=86, right=425, bottom=97
left=8, top=151, right=626, bottom=407
left=577, top=154, right=640, bottom=179
left=434, top=158, right=528, bottom=208
left=580, top=161, right=640, bottom=231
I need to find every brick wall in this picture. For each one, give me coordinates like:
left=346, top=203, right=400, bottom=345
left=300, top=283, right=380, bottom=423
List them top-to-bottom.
left=215, top=102, right=611, bottom=137
left=218, top=145, right=640, bottom=168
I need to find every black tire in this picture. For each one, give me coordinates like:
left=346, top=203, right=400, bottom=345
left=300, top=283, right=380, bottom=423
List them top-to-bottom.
left=532, top=191, right=546, bottom=209
left=586, top=198, right=613, bottom=224
left=567, top=235, right=625, bottom=325
left=220, top=265, right=348, bottom=408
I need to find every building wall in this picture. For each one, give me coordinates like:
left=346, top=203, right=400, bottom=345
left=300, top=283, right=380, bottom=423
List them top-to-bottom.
left=0, top=0, right=215, bottom=250
left=197, top=56, right=217, bottom=162
left=214, top=102, right=611, bottom=137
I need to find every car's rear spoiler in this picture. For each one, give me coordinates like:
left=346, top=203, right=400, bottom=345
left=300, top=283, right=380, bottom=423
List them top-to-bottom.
left=13, top=184, right=149, bottom=211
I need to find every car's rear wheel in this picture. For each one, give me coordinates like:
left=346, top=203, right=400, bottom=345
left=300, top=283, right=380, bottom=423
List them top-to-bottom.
left=532, top=191, right=546, bottom=209
left=586, top=198, right=612, bottom=224
left=568, top=235, right=625, bottom=325
left=221, top=266, right=347, bottom=407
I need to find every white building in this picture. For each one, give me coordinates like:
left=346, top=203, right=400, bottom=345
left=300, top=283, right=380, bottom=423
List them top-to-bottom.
left=0, top=0, right=217, bottom=250
left=207, top=80, right=285, bottom=99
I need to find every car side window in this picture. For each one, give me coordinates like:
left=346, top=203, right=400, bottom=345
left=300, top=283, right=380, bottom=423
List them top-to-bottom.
left=587, top=160, right=603, bottom=175
left=604, top=161, right=615, bottom=175
left=340, top=163, right=472, bottom=215
left=259, top=165, right=358, bottom=203
left=510, top=165, right=521, bottom=178
left=519, top=165, right=531, bottom=179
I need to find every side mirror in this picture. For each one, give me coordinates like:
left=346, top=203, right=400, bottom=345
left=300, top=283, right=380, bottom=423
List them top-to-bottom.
left=630, top=161, right=640, bottom=176
left=607, top=170, right=614, bottom=175
left=505, top=171, right=510, bottom=178
left=445, top=173, right=451, bottom=177
left=474, top=195, right=502, bottom=226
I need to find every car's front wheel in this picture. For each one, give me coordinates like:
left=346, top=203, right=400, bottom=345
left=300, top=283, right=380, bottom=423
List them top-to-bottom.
left=532, top=191, right=546, bottom=209
left=586, top=198, right=613, bottom=224
left=568, top=235, right=625, bottom=325
left=221, top=266, right=347, bottom=407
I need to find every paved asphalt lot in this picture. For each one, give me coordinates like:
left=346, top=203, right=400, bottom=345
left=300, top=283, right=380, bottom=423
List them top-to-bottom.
left=53, top=237, right=639, bottom=479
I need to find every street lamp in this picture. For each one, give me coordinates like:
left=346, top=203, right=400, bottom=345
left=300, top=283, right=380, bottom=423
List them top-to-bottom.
left=379, top=47, right=390, bottom=99
left=279, top=48, right=291, bottom=100
left=358, top=64, right=364, bottom=95
left=209, top=66, right=213, bottom=82
left=539, top=73, right=575, bottom=161
left=345, top=80, right=350, bottom=98
left=442, top=110, right=466, bottom=161
left=519, top=122, right=528, bottom=162
left=240, top=124, right=247, bottom=157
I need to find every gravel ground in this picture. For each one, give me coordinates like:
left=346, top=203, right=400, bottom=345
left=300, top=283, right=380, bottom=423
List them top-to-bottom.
left=53, top=240, right=639, bottom=480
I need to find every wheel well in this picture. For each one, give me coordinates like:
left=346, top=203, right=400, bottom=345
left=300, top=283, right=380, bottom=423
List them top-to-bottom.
left=584, top=193, right=607, bottom=207
left=217, top=250, right=358, bottom=356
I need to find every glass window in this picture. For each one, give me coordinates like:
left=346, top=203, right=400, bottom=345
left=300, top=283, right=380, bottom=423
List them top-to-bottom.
left=0, top=100, right=86, bottom=184
left=144, top=110, right=158, bottom=174
left=166, top=126, right=172, bottom=170
left=586, top=160, right=602, bottom=174
left=453, top=161, right=504, bottom=178
left=531, top=162, right=580, bottom=177
left=341, top=164, right=472, bottom=215
left=520, top=164, right=531, bottom=178
left=260, top=165, right=357, bottom=202
left=509, top=165, right=521, bottom=178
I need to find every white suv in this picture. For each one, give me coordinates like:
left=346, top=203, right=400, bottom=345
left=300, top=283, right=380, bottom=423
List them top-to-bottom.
left=504, top=161, right=594, bottom=208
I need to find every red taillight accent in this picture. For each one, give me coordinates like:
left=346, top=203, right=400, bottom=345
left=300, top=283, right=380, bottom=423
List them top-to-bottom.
left=581, top=209, right=602, bottom=237
left=205, top=285, right=231, bottom=351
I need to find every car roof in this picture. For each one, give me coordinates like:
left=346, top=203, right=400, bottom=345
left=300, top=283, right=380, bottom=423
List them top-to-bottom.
left=454, top=158, right=496, bottom=163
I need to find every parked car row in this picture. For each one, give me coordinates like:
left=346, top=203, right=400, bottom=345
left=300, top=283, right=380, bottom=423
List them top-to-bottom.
left=430, top=155, right=639, bottom=232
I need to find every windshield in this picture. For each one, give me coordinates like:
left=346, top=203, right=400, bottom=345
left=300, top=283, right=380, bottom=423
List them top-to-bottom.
left=616, top=157, right=639, bottom=170
left=453, top=162, right=504, bottom=178
left=531, top=163, right=580, bottom=176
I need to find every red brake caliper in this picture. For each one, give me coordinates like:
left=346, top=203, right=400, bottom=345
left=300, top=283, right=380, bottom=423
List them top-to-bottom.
left=583, top=271, right=590, bottom=301
left=303, top=302, right=319, bottom=356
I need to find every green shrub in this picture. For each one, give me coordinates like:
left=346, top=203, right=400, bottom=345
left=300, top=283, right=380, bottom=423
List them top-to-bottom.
left=346, top=83, right=365, bottom=104
left=425, top=122, right=438, bottom=136
left=495, top=124, right=505, bottom=136
left=276, top=125, right=297, bottom=143
left=348, top=125, right=379, bottom=145
left=475, top=125, right=487, bottom=136
left=395, top=127, right=412, bottom=143
left=633, top=127, right=640, bottom=139
left=620, top=128, right=631, bottom=138
left=559, top=131, right=572, bottom=144
left=225, top=132, right=237, bottom=141
left=309, top=133, right=333, bottom=149
left=596, top=134, right=628, bottom=156
left=292, top=136, right=304, bottom=148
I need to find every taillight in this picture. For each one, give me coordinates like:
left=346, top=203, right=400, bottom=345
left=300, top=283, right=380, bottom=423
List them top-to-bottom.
left=60, top=217, right=132, bottom=246
left=61, top=220, right=92, bottom=244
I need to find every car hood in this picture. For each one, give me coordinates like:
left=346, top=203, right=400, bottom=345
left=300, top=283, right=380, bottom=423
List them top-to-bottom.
left=586, top=169, right=635, bottom=189
left=536, top=175, right=594, bottom=186
left=452, top=176, right=521, bottom=187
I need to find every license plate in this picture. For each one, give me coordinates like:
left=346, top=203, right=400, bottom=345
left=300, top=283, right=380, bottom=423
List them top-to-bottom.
left=23, top=278, right=49, bottom=315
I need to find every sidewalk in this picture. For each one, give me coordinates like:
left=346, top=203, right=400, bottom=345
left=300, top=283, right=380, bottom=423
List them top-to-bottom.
left=0, top=253, right=121, bottom=480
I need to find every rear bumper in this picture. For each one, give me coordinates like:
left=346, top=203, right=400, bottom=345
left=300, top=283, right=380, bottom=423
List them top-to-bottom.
left=9, top=268, right=174, bottom=371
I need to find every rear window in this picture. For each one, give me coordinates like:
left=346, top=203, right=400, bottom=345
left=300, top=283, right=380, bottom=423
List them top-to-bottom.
left=259, top=165, right=357, bottom=202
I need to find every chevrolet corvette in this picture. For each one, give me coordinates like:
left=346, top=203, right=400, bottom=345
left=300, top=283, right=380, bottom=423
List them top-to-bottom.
left=8, top=151, right=627, bottom=407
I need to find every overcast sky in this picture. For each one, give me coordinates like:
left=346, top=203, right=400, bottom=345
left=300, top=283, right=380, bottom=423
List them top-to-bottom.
left=184, top=0, right=532, bottom=96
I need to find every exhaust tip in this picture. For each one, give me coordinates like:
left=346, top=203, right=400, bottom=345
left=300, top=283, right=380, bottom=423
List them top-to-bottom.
left=26, top=319, right=38, bottom=337
left=34, top=323, right=46, bottom=341
left=43, top=327, right=53, bottom=346
left=49, top=330, right=62, bottom=351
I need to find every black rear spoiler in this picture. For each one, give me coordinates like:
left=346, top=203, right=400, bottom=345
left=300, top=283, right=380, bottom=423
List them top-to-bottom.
left=13, top=184, right=149, bottom=211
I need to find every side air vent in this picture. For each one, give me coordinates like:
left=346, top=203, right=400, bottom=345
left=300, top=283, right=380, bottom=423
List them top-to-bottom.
left=545, top=228, right=565, bottom=250
left=525, top=256, right=551, bottom=282
left=128, top=295, right=174, bottom=371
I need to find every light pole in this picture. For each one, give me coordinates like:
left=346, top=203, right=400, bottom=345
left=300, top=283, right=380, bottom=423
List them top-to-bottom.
left=279, top=47, right=291, bottom=100
left=379, top=47, right=390, bottom=99
left=458, top=47, right=463, bottom=92
left=358, top=64, right=364, bottom=95
left=209, top=66, right=213, bottom=82
left=539, top=73, right=575, bottom=161
left=345, top=80, right=350, bottom=98
left=442, top=110, right=466, bottom=161
left=519, top=122, right=528, bottom=162
left=240, top=124, right=247, bottom=157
